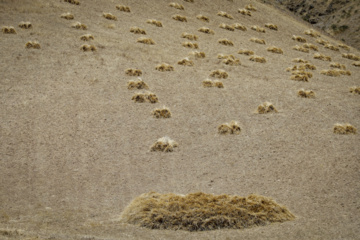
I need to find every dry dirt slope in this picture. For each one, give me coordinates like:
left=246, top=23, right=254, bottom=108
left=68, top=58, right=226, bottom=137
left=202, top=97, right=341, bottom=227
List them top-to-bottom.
left=0, top=0, right=360, bottom=239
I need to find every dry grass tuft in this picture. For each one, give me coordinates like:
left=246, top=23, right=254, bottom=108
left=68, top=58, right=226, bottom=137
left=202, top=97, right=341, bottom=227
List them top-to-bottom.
left=64, top=0, right=80, bottom=5
left=169, top=2, right=185, bottom=10
left=245, top=4, right=257, bottom=11
left=116, top=5, right=131, bottom=12
left=238, top=8, right=252, bottom=16
left=217, top=11, right=234, bottom=19
left=61, top=12, right=74, bottom=20
left=103, top=12, right=117, bottom=20
left=172, top=14, right=187, bottom=22
left=196, top=14, right=209, bottom=22
left=146, top=19, right=163, bottom=27
left=18, top=21, right=32, bottom=29
left=72, top=22, right=87, bottom=30
left=219, top=23, right=235, bottom=31
left=232, top=23, right=247, bottom=31
left=265, top=23, right=278, bottom=31
left=251, top=25, right=265, bottom=33
left=2, top=26, right=16, bottom=34
left=130, top=27, right=146, bottom=35
left=198, top=27, right=215, bottom=35
left=304, top=29, right=320, bottom=38
left=181, top=32, right=198, bottom=41
left=80, top=34, right=94, bottom=41
left=292, top=35, right=306, bottom=43
left=137, top=37, right=155, bottom=45
left=250, top=37, right=265, bottom=44
left=316, top=38, right=329, bottom=45
left=218, top=39, right=234, bottom=46
left=25, top=41, right=40, bottom=49
left=182, top=42, right=198, bottom=49
left=303, top=43, right=318, bottom=51
left=338, top=43, right=350, bottom=51
left=80, top=44, right=96, bottom=52
left=324, top=44, right=339, bottom=51
left=292, top=45, right=309, bottom=53
left=267, top=46, right=283, bottom=54
left=238, top=49, right=254, bottom=55
left=190, top=51, right=206, bottom=59
left=314, top=53, right=331, bottom=61
left=342, top=53, right=360, bottom=61
left=249, top=55, right=266, bottom=63
left=178, top=57, right=194, bottom=66
left=292, top=58, right=308, bottom=63
left=352, top=61, right=360, bottom=67
left=329, top=62, right=346, bottom=70
left=156, top=63, right=174, bottom=72
left=125, top=68, right=142, bottom=76
left=320, top=69, right=341, bottom=77
left=210, top=70, right=228, bottom=79
left=127, top=78, right=149, bottom=90
left=349, top=86, right=360, bottom=94
left=298, top=89, right=315, bottom=98
left=132, top=91, right=158, bottom=103
left=257, top=102, right=278, bottom=114
left=152, top=107, right=171, bottom=118
left=218, top=121, right=241, bottom=134
left=333, top=123, right=357, bottom=134
left=150, top=137, right=178, bottom=152
left=120, top=192, right=294, bottom=231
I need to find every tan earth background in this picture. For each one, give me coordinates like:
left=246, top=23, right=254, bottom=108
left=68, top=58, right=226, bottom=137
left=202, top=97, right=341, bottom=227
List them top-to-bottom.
left=0, top=0, right=359, bottom=239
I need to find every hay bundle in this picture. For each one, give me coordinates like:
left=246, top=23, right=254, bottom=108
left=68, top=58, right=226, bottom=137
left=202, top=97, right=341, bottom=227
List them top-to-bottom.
left=64, top=0, right=80, bottom=5
left=183, top=0, right=194, bottom=2
left=169, top=2, right=184, bottom=10
left=245, top=4, right=257, bottom=11
left=116, top=5, right=130, bottom=12
left=238, top=8, right=251, bottom=16
left=217, top=11, right=233, bottom=19
left=60, top=12, right=74, bottom=20
left=103, top=12, right=117, bottom=20
left=172, top=15, right=187, bottom=22
left=196, top=15, right=209, bottom=22
left=146, top=19, right=163, bottom=27
left=18, top=21, right=32, bottom=29
left=72, top=22, right=87, bottom=30
left=219, top=23, right=235, bottom=31
left=232, top=23, right=247, bottom=31
left=265, top=23, right=278, bottom=31
left=251, top=25, right=265, bottom=33
left=1, top=26, right=16, bottom=34
left=130, top=27, right=146, bottom=35
left=198, top=27, right=214, bottom=34
left=304, top=29, right=320, bottom=37
left=181, top=32, right=198, bottom=41
left=80, top=34, right=94, bottom=41
left=292, top=35, right=306, bottom=43
left=137, top=37, right=155, bottom=45
left=250, top=37, right=265, bottom=44
left=316, top=38, right=329, bottom=45
left=218, top=39, right=234, bottom=46
left=25, top=41, right=40, bottom=49
left=182, top=42, right=198, bottom=49
left=303, top=43, right=318, bottom=51
left=338, top=43, right=350, bottom=51
left=80, top=44, right=96, bottom=51
left=324, top=44, right=339, bottom=51
left=292, top=45, right=309, bottom=53
left=267, top=46, right=283, bottom=54
left=238, top=49, right=254, bottom=55
left=191, top=51, right=206, bottom=59
left=314, top=53, right=331, bottom=61
left=342, top=53, right=360, bottom=61
left=218, top=54, right=235, bottom=60
left=249, top=55, right=266, bottom=63
left=178, top=57, right=194, bottom=66
left=223, top=58, right=241, bottom=66
left=292, top=58, right=308, bottom=63
left=352, top=61, right=360, bottom=67
left=329, top=62, right=346, bottom=70
left=156, top=63, right=174, bottom=72
left=304, top=63, right=316, bottom=70
left=125, top=68, right=142, bottom=76
left=320, top=69, right=341, bottom=77
left=210, top=70, right=228, bottom=79
left=292, top=70, right=312, bottom=78
left=338, top=70, right=351, bottom=76
left=290, top=73, right=309, bottom=82
left=127, top=78, right=149, bottom=90
left=202, top=80, right=224, bottom=88
left=349, top=86, right=360, bottom=94
left=298, top=89, right=315, bottom=98
left=132, top=91, right=158, bottom=103
left=257, top=102, right=278, bottom=114
left=152, top=107, right=171, bottom=118
left=218, top=121, right=241, bottom=134
left=333, top=124, right=357, bottom=134
left=150, top=137, right=178, bottom=152
left=120, top=192, right=294, bottom=231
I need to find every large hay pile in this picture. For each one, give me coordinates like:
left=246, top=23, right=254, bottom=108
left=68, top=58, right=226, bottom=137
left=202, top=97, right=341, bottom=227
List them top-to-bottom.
left=120, top=192, right=295, bottom=231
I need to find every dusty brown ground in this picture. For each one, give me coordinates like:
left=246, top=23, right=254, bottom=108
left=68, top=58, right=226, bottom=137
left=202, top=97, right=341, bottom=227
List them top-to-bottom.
left=1, top=0, right=359, bottom=239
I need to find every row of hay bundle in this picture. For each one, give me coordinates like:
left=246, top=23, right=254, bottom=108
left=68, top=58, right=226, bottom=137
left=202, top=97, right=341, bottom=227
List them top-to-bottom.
left=64, top=0, right=79, bottom=5
left=183, top=0, right=194, bottom=2
left=169, top=2, right=184, bottom=10
left=245, top=4, right=257, bottom=11
left=116, top=5, right=131, bottom=12
left=238, top=8, right=252, bottom=16
left=217, top=11, right=234, bottom=19
left=61, top=12, right=74, bottom=20
left=103, top=12, right=117, bottom=20
left=172, top=14, right=187, bottom=22
left=196, top=14, right=209, bottom=22
left=146, top=19, right=162, bottom=27
left=18, top=21, right=32, bottom=29
left=72, top=22, right=87, bottom=30
left=219, top=23, right=234, bottom=31
left=232, top=23, right=247, bottom=31
left=265, top=23, right=278, bottom=31
left=251, top=25, right=266, bottom=33
left=2, top=26, right=16, bottom=34
left=130, top=26, right=146, bottom=35
left=198, top=27, right=214, bottom=34
left=304, top=29, right=320, bottom=38
left=181, top=32, right=198, bottom=41
left=80, top=34, right=94, bottom=41
left=292, top=35, right=306, bottom=43
left=137, top=37, right=155, bottom=45
left=250, top=37, right=265, bottom=44
left=316, top=38, right=329, bottom=45
left=218, top=39, right=234, bottom=46
left=25, top=41, right=40, bottom=49
left=182, top=41, right=198, bottom=49
left=303, top=43, right=318, bottom=51
left=338, top=43, right=350, bottom=51
left=80, top=44, right=96, bottom=51
left=324, top=44, right=339, bottom=51
left=292, top=45, right=309, bottom=53
left=267, top=46, right=283, bottom=54
left=238, top=49, right=254, bottom=55
left=190, top=51, right=206, bottom=59
left=314, top=53, right=331, bottom=61
left=342, top=53, right=360, bottom=61
left=249, top=55, right=266, bottom=63
left=178, top=57, right=194, bottom=66
left=223, top=58, right=241, bottom=66
left=292, top=58, right=308, bottom=63
left=352, top=61, right=360, bottom=67
left=329, top=62, right=346, bottom=70
left=156, top=63, right=174, bottom=72
left=287, top=63, right=316, bottom=71
left=125, top=68, right=142, bottom=76
left=210, top=69, right=228, bottom=79
left=320, top=69, right=351, bottom=76
left=292, top=70, right=313, bottom=78
left=290, top=72, right=309, bottom=82
left=127, top=78, right=149, bottom=90
left=202, top=79, right=224, bottom=88
left=349, top=86, right=360, bottom=94
left=298, top=89, right=315, bottom=98
left=132, top=91, right=158, bottom=103
left=257, top=102, right=278, bottom=114
left=152, top=107, right=171, bottom=119
left=218, top=121, right=241, bottom=134
left=333, top=124, right=357, bottom=134
left=150, top=137, right=178, bottom=152
left=119, top=192, right=295, bottom=231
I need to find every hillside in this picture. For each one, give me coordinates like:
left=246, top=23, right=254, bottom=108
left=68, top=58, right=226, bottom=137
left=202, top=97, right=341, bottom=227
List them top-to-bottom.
left=1, top=0, right=360, bottom=239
